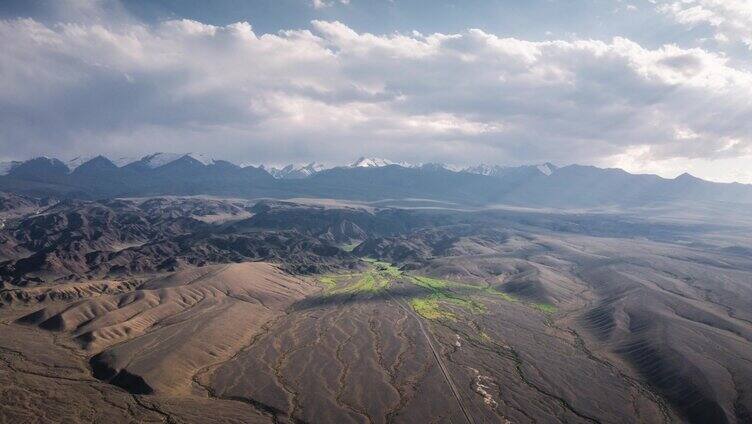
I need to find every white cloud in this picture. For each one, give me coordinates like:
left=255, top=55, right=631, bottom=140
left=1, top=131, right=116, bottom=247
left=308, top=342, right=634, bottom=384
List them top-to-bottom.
left=312, top=0, right=349, bottom=9
left=657, top=0, right=752, bottom=49
left=1, top=6, right=752, bottom=181
left=607, top=144, right=752, bottom=183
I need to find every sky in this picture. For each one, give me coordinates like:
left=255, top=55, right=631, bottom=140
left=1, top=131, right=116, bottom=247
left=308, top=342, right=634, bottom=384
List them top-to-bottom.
left=1, top=0, right=751, bottom=183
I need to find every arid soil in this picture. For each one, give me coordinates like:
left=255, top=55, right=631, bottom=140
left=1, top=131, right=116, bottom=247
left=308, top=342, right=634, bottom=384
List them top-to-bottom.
left=2, top=196, right=751, bottom=423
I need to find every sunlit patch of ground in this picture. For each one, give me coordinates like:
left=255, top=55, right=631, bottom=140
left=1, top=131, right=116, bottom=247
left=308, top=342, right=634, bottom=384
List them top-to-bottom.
left=317, top=259, right=403, bottom=295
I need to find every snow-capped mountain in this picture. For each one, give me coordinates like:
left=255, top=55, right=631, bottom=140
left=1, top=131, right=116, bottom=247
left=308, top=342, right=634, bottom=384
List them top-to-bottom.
left=124, top=152, right=217, bottom=169
left=2, top=153, right=752, bottom=207
left=137, top=153, right=185, bottom=169
left=186, top=153, right=215, bottom=166
left=6, top=154, right=563, bottom=177
left=54, top=154, right=212, bottom=172
left=66, top=156, right=96, bottom=172
left=111, top=156, right=139, bottom=167
left=349, top=157, right=417, bottom=168
left=350, top=157, right=395, bottom=168
left=348, top=160, right=462, bottom=172
left=299, top=162, right=327, bottom=175
left=267, top=163, right=327, bottom=179
left=420, top=163, right=463, bottom=172
left=463, top=163, right=557, bottom=177
left=536, top=163, right=554, bottom=176
left=462, top=164, right=500, bottom=176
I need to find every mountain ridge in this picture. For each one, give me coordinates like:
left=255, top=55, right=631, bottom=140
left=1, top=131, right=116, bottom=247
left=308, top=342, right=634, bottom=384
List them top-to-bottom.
left=1, top=153, right=751, bottom=208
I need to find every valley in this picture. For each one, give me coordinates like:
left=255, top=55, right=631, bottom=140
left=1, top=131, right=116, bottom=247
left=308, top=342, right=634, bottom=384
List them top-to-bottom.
left=2, top=195, right=751, bottom=423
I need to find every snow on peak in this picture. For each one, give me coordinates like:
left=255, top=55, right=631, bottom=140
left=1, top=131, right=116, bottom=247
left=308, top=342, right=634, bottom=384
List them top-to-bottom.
left=136, top=152, right=216, bottom=168
left=140, top=152, right=184, bottom=168
left=186, top=153, right=215, bottom=166
left=66, top=155, right=95, bottom=172
left=112, top=156, right=139, bottom=167
left=349, top=157, right=418, bottom=168
left=350, top=157, right=395, bottom=168
left=268, top=162, right=328, bottom=179
left=297, top=162, right=326, bottom=176
left=420, top=163, right=462, bottom=172
left=442, top=163, right=464, bottom=172
left=463, top=163, right=556, bottom=177
left=537, top=163, right=553, bottom=176
left=266, top=164, right=291, bottom=178
left=463, top=164, right=501, bottom=176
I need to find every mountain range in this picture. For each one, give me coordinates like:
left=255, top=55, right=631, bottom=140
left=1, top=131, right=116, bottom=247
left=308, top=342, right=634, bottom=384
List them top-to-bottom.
left=1, top=153, right=751, bottom=208
left=0, top=154, right=546, bottom=178
left=262, top=162, right=327, bottom=179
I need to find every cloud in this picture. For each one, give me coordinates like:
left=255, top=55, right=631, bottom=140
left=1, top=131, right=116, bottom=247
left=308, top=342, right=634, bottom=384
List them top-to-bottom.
left=312, top=0, right=349, bottom=10
left=657, top=0, right=752, bottom=49
left=1, top=3, right=752, bottom=182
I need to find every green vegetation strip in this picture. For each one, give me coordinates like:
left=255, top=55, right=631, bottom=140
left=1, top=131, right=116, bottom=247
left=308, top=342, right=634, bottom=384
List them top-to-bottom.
left=317, top=259, right=404, bottom=295
left=317, top=262, right=556, bottom=319
left=335, top=271, right=389, bottom=294
left=408, top=275, right=557, bottom=320
left=318, top=276, right=337, bottom=290
left=409, top=276, right=485, bottom=321
left=410, top=298, right=456, bottom=320
left=531, top=303, right=557, bottom=314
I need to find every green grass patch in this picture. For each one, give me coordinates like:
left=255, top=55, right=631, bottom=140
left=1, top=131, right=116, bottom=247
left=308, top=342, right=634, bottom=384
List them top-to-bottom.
left=323, top=260, right=403, bottom=295
left=371, top=260, right=402, bottom=278
left=335, top=272, right=389, bottom=294
left=405, top=274, right=556, bottom=321
left=318, top=276, right=337, bottom=290
left=409, top=276, right=486, bottom=319
left=411, top=276, right=449, bottom=291
left=412, top=276, right=503, bottom=309
left=486, top=288, right=517, bottom=303
left=447, top=296, right=486, bottom=313
left=410, top=298, right=456, bottom=321
left=531, top=303, right=557, bottom=314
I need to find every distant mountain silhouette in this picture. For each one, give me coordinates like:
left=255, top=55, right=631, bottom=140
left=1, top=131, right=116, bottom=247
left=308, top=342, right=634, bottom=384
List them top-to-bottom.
left=1, top=154, right=751, bottom=207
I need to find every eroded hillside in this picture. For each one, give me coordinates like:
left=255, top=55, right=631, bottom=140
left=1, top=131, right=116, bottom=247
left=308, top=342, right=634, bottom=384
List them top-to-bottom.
left=2, top=196, right=751, bottom=423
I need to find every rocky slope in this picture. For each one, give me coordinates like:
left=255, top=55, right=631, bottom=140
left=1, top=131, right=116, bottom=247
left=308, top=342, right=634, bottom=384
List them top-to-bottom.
left=2, top=196, right=752, bottom=423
